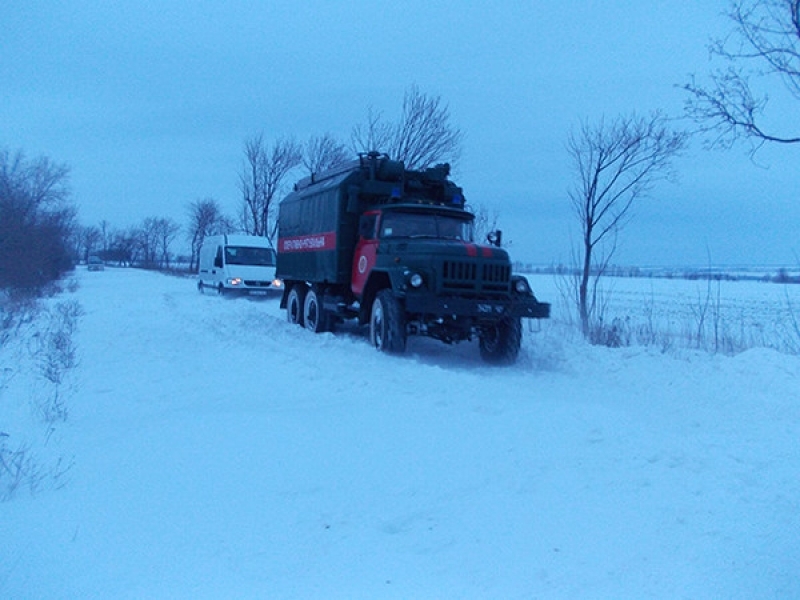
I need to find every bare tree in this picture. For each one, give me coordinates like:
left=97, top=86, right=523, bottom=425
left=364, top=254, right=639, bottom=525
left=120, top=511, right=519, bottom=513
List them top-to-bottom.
left=682, top=0, right=800, bottom=151
left=351, top=85, right=463, bottom=170
left=392, top=85, right=464, bottom=170
left=351, top=107, right=396, bottom=160
left=567, top=113, right=687, bottom=339
left=302, top=133, right=350, bottom=175
left=238, top=134, right=302, bottom=240
left=239, top=135, right=266, bottom=237
left=0, top=149, right=75, bottom=292
left=0, top=150, right=70, bottom=211
left=186, top=198, right=232, bottom=272
left=471, top=203, right=500, bottom=245
left=133, top=217, right=178, bottom=269
left=154, top=218, right=180, bottom=269
left=134, top=219, right=159, bottom=269
left=98, top=220, right=112, bottom=257
left=79, top=225, right=103, bottom=262
left=106, top=228, right=137, bottom=267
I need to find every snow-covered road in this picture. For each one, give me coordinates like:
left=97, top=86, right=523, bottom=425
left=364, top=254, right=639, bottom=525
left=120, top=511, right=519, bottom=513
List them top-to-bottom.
left=2, top=266, right=799, bottom=598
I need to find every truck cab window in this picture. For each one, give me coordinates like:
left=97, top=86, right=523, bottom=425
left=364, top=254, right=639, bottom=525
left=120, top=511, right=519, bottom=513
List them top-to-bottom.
left=380, top=212, right=471, bottom=241
left=381, top=213, right=435, bottom=238
left=359, top=214, right=378, bottom=240
left=437, top=216, right=472, bottom=240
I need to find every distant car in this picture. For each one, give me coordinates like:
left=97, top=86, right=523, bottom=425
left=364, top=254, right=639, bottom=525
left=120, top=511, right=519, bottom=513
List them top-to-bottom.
left=87, top=256, right=104, bottom=271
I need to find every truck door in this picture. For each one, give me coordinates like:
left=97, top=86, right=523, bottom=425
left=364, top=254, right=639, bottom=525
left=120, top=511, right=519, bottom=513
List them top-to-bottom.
left=351, top=212, right=379, bottom=297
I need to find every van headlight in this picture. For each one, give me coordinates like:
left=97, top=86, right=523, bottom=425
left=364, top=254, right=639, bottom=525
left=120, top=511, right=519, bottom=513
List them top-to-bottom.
left=409, top=272, right=424, bottom=288
left=227, top=277, right=242, bottom=286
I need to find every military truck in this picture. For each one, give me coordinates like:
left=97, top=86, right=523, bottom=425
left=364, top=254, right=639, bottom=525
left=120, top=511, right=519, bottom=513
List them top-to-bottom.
left=276, top=152, right=549, bottom=364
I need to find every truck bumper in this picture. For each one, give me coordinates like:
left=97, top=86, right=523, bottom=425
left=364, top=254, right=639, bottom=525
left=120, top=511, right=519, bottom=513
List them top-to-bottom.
left=404, top=294, right=550, bottom=320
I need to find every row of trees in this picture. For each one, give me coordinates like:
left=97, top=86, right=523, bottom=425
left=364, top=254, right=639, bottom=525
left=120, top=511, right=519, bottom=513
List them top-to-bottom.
left=68, top=85, right=466, bottom=275
left=0, top=153, right=201, bottom=285
left=76, top=217, right=181, bottom=270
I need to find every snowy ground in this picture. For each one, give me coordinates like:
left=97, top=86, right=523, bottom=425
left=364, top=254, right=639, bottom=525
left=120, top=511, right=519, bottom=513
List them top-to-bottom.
left=2, top=267, right=799, bottom=598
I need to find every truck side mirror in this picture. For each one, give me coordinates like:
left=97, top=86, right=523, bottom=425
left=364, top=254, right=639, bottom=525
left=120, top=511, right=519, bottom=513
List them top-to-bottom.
left=487, top=230, right=502, bottom=247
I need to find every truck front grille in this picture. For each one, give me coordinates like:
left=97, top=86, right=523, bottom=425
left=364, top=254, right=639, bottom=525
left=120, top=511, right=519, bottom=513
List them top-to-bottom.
left=441, top=260, right=510, bottom=295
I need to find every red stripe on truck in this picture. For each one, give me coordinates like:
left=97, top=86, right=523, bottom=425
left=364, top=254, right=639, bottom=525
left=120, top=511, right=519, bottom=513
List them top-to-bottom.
left=279, top=232, right=337, bottom=253
left=461, top=242, right=495, bottom=258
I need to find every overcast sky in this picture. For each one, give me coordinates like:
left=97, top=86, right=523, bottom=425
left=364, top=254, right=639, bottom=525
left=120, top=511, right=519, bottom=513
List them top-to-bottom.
left=2, top=1, right=798, bottom=267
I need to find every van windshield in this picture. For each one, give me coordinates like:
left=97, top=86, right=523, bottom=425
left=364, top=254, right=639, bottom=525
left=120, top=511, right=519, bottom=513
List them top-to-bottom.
left=225, top=246, right=276, bottom=266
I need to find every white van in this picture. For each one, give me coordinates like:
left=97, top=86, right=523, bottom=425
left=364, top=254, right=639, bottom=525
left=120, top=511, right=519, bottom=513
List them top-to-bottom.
left=197, top=234, right=282, bottom=295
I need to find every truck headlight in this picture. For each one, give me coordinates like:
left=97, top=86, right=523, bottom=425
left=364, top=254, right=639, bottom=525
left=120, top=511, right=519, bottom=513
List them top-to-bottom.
left=409, top=273, right=424, bottom=288
left=514, top=278, right=531, bottom=294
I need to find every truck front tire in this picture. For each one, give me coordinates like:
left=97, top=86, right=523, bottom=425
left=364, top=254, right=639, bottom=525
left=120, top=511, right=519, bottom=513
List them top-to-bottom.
left=286, top=286, right=306, bottom=326
left=370, top=289, right=406, bottom=353
left=479, top=317, right=522, bottom=364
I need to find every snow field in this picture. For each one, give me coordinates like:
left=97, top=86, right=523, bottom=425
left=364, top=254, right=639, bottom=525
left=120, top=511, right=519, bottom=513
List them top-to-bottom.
left=1, top=267, right=799, bottom=598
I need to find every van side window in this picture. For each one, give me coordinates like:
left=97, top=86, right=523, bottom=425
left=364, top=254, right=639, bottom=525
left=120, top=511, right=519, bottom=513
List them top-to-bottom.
left=214, top=247, right=223, bottom=268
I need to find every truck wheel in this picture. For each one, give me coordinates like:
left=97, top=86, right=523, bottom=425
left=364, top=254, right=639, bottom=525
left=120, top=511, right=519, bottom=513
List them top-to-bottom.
left=197, top=281, right=204, bottom=294
left=286, top=286, right=306, bottom=326
left=303, top=288, right=329, bottom=333
left=370, top=289, right=406, bottom=353
left=479, top=317, right=522, bottom=364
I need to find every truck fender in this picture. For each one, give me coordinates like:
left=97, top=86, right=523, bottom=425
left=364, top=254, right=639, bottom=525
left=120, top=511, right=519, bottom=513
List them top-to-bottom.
left=359, top=271, right=392, bottom=324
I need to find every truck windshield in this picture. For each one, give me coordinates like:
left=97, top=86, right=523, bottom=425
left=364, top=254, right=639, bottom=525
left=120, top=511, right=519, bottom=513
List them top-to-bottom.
left=380, top=213, right=473, bottom=241
left=225, top=246, right=276, bottom=266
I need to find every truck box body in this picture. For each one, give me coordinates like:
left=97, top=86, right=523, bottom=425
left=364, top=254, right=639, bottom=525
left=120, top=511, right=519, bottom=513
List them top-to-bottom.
left=275, top=171, right=359, bottom=285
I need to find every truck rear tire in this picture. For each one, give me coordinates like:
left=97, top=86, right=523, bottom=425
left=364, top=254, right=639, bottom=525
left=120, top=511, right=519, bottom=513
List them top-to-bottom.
left=287, top=286, right=306, bottom=326
left=303, top=288, right=329, bottom=333
left=370, top=289, right=406, bottom=353
left=479, top=317, right=522, bottom=364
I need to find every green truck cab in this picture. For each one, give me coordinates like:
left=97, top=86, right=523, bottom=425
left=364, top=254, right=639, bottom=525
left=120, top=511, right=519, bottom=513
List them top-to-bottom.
left=276, top=152, right=549, bottom=364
